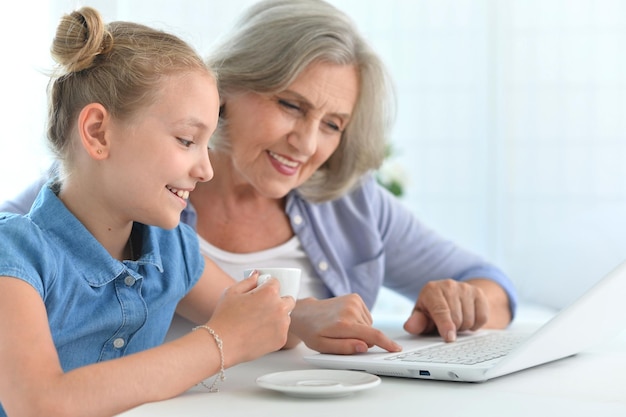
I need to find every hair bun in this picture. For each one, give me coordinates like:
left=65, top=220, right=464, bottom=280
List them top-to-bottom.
left=51, top=6, right=112, bottom=73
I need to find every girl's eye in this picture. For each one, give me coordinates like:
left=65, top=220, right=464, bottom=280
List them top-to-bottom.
left=177, top=138, right=194, bottom=148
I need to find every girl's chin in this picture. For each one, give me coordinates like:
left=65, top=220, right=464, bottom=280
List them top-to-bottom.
left=151, top=214, right=183, bottom=231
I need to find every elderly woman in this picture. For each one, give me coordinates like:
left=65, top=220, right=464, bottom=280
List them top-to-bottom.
left=1, top=0, right=516, bottom=354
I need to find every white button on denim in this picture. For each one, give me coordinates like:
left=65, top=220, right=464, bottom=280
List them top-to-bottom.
left=293, top=215, right=303, bottom=225
left=318, top=261, right=328, bottom=271
left=124, top=275, right=135, bottom=286
left=113, top=338, right=125, bottom=348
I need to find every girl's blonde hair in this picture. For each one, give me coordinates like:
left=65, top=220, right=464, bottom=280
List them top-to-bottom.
left=48, top=6, right=212, bottom=174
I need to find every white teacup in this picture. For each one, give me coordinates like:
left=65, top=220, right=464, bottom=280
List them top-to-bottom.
left=244, top=267, right=301, bottom=299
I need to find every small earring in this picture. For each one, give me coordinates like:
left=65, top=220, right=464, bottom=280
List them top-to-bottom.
left=97, top=149, right=103, bottom=155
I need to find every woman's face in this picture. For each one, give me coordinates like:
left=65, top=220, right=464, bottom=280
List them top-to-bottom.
left=221, top=61, right=359, bottom=199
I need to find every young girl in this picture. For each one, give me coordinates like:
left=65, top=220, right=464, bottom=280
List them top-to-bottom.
left=0, top=7, right=294, bottom=417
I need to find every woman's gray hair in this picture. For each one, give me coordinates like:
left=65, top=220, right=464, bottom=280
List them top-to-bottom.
left=208, top=0, right=396, bottom=202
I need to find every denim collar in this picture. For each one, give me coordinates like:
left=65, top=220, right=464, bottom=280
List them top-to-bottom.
left=28, top=183, right=164, bottom=287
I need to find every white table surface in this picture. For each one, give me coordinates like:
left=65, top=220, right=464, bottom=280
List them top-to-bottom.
left=116, top=308, right=626, bottom=417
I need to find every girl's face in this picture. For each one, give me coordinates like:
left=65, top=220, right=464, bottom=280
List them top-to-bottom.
left=221, top=61, right=360, bottom=199
left=105, top=71, right=219, bottom=229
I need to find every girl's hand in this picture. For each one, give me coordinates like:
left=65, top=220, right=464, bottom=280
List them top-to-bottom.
left=205, top=271, right=295, bottom=366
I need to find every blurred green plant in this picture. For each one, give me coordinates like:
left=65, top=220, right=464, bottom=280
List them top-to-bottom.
left=376, top=144, right=407, bottom=197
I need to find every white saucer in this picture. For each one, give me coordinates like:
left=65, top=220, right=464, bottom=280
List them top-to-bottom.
left=256, top=369, right=381, bottom=398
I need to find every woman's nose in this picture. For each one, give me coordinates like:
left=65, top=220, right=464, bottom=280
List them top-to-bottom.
left=288, top=120, right=318, bottom=156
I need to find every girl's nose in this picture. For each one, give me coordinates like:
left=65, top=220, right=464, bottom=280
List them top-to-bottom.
left=193, top=147, right=214, bottom=182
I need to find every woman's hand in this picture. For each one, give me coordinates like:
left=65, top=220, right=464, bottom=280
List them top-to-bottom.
left=403, top=278, right=512, bottom=342
left=288, top=294, right=401, bottom=354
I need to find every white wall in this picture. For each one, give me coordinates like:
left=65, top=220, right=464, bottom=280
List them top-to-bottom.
left=1, top=0, right=625, bottom=311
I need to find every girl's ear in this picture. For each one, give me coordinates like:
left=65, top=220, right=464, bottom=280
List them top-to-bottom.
left=77, top=103, right=111, bottom=160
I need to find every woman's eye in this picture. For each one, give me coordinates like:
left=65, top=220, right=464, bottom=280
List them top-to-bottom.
left=278, top=99, right=301, bottom=112
left=325, top=121, right=341, bottom=132
left=177, top=138, right=194, bottom=148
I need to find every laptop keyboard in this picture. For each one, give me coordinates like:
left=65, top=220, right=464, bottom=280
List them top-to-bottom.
left=385, top=332, right=527, bottom=365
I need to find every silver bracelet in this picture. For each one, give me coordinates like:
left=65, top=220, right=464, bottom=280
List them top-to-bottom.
left=193, top=325, right=226, bottom=392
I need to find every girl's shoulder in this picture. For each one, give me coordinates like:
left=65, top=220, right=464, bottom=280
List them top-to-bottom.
left=0, top=211, right=43, bottom=238
left=0, top=212, right=56, bottom=294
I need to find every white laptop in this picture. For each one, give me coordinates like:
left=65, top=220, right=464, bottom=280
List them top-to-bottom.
left=304, top=260, right=626, bottom=382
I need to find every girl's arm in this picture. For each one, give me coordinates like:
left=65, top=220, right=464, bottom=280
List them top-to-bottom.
left=175, top=256, right=237, bottom=324
left=0, top=273, right=293, bottom=417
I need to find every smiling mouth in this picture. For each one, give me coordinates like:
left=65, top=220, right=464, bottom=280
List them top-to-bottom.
left=268, top=151, right=299, bottom=168
left=166, top=186, right=190, bottom=200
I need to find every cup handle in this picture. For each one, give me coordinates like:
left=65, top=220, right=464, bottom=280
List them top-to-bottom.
left=257, top=274, right=272, bottom=287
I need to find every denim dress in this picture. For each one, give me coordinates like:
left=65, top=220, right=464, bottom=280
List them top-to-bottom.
left=0, top=184, right=203, bottom=416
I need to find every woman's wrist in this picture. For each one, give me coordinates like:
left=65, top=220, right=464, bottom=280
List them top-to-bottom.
left=286, top=297, right=318, bottom=345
